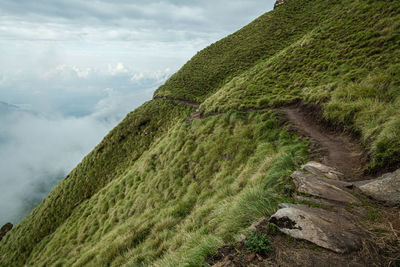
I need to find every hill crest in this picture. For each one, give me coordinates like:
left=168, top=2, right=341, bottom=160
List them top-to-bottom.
left=1, top=0, right=399, bottom=266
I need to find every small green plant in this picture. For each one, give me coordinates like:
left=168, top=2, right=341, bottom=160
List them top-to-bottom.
left=244, top=230, right=273, bottom=254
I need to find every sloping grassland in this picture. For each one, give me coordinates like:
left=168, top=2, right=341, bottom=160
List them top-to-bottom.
left=1, top=0, right=399, bottom=266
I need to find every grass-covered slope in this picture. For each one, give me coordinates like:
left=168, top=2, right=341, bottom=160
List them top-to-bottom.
left=1, top=0, right=400, bottom=266
left=154, top=0, right=337, bottom=102
left=199, top=0, right=400, bottom=171
left=0, top=100, right=192, bottom=265
left=23, top=112, right=309, bottom=266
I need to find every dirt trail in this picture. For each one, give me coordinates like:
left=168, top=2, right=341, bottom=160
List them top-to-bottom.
left=154, top=96, right=200, bottom=108
left=159, top=97, right=368, bottom=181
left=159, top=98, right=399, bottom=266
left=280, top=106, right=368, bottom=181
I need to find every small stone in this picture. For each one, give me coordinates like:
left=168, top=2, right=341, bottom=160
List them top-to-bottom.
left=354, top=169, right=400, bottom=206
left=269, top=204, right=364, bottom=253
left=240, top=234, right=247, bottom=242
left=248, top=253, right=256, bottom=261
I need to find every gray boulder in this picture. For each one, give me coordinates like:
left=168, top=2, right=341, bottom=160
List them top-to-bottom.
left=301, top=161, right=345, bottom=180
left=355, top=169, right=400, bottom=206
left=291, top=171, right=360, bottom=204
left=270, top=204, right=364, bottom=253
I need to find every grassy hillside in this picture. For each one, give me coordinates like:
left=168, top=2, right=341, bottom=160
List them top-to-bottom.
left=1, top=0, right=400, bottom=266
left=154, top=0, right=336, bottom=102
left=200, top=0, right=400, bottom=171
left=0, top=100, right=192, bottom=265
left=23, top=112, right=308, bottom=266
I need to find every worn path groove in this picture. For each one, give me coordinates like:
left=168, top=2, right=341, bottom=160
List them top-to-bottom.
left=158, top=97, right=368, bottom=181
left=158, top=97, right=399, bottom=266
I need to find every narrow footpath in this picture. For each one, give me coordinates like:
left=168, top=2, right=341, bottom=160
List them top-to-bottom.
left=158, top=97, right=400, bottom=266
left=280, top=106, right=368, bottom=181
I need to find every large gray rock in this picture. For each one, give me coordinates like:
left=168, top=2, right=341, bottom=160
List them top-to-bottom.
left=301, top=161, right=345, bottom=180
left=355, top=169, right=400, bottom=206
left=291, top=171, right=360, bottom=204
left=293, top=195, right=368, bottom=219
left=270, top=204, right=364, bottom=253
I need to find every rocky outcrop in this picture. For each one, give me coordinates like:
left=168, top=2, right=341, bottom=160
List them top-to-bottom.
left=274, top=0, right=286, bottom=9
left=301, top=161, right=345, bottom=180
left=270, top=162, right=368, bottom=254
left=354, top=169, right=400, bottom=206
left=291, top=171, right=360, bottom=204
left=270, top=204, right=363, bottom=253
left=0, top=223, right=13, bottom=241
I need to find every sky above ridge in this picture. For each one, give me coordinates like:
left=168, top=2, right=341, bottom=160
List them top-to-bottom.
left=0, top=0, right=275, bottom=225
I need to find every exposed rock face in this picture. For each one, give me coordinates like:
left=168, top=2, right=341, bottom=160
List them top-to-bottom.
left=274, top=0, right=286, bottom=9
left=301, top=161, right=345, bottom=180
left=269, top=162, right=369, bottom=254
left=355, top=169, right=400, bottom=206
left=291, top=171, right=360, bottom=204
left=270, top=204, right=363, bottom=253
left=0, top=223, right=13, bottom=241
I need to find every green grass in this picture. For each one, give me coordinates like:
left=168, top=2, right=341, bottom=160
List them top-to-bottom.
left=1, top=0, right=400, bottom=265
left=154, top=0, right=337, bottom=102
left=199, top=0, right=400, bottom=170
left=0, top=100, right=192, bottom=266
left=4, top=111, right=308, bottom=266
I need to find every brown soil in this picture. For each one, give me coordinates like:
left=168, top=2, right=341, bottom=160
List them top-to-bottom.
left=279, top=106, right=369, bottom=181
left=208, top=211, right=399, bottom=267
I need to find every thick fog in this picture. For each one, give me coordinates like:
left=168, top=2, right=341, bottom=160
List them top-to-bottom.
left=0, top=0, right=274, bottom=225
left=0, top=71, right=164, bottom=224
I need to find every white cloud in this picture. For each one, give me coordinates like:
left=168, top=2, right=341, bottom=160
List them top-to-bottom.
left=0, top=0, right=276, bottom=224
left=107, top=62, right=129, bottom=76
left=0, top=86, right=156, bottom=224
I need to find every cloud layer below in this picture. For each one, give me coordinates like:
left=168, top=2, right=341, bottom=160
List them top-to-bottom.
left=0, top=0, right=274, bottom=225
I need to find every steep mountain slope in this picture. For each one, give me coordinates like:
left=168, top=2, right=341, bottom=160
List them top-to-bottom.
left=1, top=0, right=400, bottom=266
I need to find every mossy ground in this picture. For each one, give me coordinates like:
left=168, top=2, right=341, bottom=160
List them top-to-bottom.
left=1, top=0, right=400, bottom=266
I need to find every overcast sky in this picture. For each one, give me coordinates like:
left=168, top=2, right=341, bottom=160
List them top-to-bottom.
left=0, top=0, right=274, bottom=225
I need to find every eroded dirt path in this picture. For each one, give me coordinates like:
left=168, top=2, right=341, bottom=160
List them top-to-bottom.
left=154, top=96, right=200, bottom=108
left=159, top=97, right=369, bottom=180
left=158, top=98, right=399, bottom=266
left=280, top=106, right=369, bottom=181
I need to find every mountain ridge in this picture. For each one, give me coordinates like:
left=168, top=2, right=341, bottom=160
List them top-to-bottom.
left=1, top=0, right=399, bottom=266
